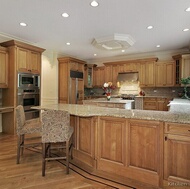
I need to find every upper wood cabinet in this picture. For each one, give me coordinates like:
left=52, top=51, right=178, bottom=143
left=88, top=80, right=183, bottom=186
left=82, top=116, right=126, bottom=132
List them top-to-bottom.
left=0, top=40, right=45, bottom=74
left=0, top=46, right=8, bottom=88
left=17, top=47, right=41, bottom=73
left=172, top=54, right=190, bottom=85
left=58, top=57, right=85, bottom=104
left=139, top=61, right=156, bottom=87
left=155, top=61, right=175, bottom=87
left=84, top=64, right=97, bottom=88
left=93, top=66, right=105, bottom=87
left=164, top=122, right=190, bottom=184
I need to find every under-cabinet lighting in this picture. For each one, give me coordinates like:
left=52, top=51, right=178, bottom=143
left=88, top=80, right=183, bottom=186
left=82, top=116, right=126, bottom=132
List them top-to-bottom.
left=66, top=42, right=71, bottom=45
left=156, top=45, right=160, bottom=48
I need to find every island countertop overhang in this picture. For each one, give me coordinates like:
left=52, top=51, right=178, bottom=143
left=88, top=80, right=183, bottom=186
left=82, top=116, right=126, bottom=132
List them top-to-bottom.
left=32, top=103, right=190, bottom=125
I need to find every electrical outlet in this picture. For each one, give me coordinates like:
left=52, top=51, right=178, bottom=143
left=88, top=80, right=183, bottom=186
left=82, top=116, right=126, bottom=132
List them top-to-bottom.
left=154, top=90, right=157, bottom=92
left=172, top=90, right=175, bottom=93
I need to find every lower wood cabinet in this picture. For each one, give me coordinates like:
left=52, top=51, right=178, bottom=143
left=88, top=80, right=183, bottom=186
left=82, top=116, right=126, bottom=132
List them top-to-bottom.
left=143, top=97, right=172, bottom=111
left=71, top=115, right=190, bottom=188
left=164, top=122, right=190, bottom=186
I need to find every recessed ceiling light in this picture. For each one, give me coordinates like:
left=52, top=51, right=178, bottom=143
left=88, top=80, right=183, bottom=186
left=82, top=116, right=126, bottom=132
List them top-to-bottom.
left=90, top=1, right=99, bottom=7
left=185, top=7, right=190, bottom=12
left=62, top=13, right=69, bottom=18
left=20, top=22, right=27, bottom=27
left=147, top=25, right=153, bottom=29
left=183, top=28, right=189, bottom=32
left=66, top=42, right=70, bottom=45
left=156, top=45, right=160, bottom=48
left=121, top=50, right=125, bottom=52
left=94, top=53, right=97, bottom=56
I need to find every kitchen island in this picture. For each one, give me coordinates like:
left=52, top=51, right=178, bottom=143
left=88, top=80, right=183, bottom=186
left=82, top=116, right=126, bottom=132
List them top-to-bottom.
left=33, top=104, right=190, bottom=189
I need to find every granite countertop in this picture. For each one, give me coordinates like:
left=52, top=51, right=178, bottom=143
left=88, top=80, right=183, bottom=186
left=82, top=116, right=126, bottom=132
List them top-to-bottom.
left=83, top=98, right=134, bottom=104
left=168, top=98, right=190, bottom=113
left=32, top=104, right=190, bottom=125
left=0, top=106, right=14, bottom=113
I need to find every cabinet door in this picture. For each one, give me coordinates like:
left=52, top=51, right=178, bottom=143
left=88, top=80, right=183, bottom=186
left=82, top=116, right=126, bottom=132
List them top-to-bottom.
left=17, top=47, right=29, bottom=72
left=0, top=48, right=8, bottom=88
left=28, top=51, right=41, bottom=73
left=181, top=55, right=190, bottom=79
left=139, top=62, right=155, bottom=87
left=155, top=62, right=174, bottom=87
left=104, top=65, right=112, bottom=82
left=112, top=65, right=119, bottom=86
left=93, top=67, right=105, bottom=87
left=77, top=78, right=84, bottom=104
left=143, top=97, right=157, bottom=110
left=157, top=98, right=166, bottom=111
left=74, top=116, right=96, bottom=167
left=97, top=117, right=127, bottom=171
left=126, top=119, right=163, bottom=187
left=164, top=134, right=190, bottom=184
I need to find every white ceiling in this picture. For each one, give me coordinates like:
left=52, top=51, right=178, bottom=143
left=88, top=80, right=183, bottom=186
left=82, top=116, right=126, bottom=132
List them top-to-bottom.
left=0, top=0, right=190, bottom=62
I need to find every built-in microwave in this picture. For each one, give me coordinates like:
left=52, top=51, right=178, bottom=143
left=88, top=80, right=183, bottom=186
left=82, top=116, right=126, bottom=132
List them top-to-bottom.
left=18, top=72, right=40, bottom=88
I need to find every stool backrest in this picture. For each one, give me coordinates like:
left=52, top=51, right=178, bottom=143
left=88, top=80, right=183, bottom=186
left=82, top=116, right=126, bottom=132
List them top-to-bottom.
left=15, top=105, right=26, bottom=135
left=42, top=110, right=70, bottom=143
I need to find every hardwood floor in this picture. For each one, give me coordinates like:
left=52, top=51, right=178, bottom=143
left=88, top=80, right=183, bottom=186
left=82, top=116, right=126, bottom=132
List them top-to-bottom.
left=0, top=134, right=133, bottom=189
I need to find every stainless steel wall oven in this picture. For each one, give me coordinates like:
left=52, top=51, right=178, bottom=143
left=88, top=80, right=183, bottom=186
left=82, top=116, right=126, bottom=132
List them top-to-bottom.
left=17, top=73, right=40, bottom=120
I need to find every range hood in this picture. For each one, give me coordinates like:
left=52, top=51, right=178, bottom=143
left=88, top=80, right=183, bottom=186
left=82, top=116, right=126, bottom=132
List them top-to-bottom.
left=117, top=72, right=138, bottom=83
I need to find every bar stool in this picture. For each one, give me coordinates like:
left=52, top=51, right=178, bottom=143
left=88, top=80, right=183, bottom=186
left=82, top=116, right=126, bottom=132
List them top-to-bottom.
left=15, top=105, right=42, bottom=164
left=41, top=109, right=73, bottom=176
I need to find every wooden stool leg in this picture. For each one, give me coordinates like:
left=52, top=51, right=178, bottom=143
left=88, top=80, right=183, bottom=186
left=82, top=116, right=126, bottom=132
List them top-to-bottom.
left=16, top=136, right=21, bottom=164
left=66, top=141, right=69, bottom=174
left=42, top=143, right=46, bottom=177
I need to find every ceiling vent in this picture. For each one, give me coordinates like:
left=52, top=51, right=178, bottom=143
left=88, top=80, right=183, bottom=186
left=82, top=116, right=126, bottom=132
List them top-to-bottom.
left=92, top=33, right=135, bottom=51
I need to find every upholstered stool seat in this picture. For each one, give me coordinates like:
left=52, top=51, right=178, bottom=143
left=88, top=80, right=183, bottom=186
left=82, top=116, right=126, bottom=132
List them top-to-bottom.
left=16, top=105, right=42, bottom=164
left=41, top=110, right=73, bottom=176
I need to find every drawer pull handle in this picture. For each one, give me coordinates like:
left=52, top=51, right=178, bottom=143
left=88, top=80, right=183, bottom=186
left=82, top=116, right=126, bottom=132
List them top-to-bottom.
left=188, top=130, right=190, bottom=132
left=165, top=136, right=167, bottom=141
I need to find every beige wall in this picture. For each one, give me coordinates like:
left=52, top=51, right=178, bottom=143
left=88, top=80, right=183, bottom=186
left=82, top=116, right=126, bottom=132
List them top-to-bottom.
left=41, top=51, right=59, bottom=105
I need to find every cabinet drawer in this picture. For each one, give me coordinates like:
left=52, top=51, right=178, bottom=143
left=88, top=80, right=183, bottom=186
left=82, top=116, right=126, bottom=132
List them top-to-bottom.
left=144, top=97, right=157, bottom=101
left=143, top=102, right=157, bottom=110
left=114, top=104, right=125, bottom=109
left=165, top=122, right=190, bottom=136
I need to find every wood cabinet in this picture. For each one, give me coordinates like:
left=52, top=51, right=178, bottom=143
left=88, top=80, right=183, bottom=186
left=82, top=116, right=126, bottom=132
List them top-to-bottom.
left=0, top=40, right=45, bottom=134
left=0, top=46, right=8, bottom=88
left=17, top=47, right=41, bottom=73
left=173, top=54, right=190, bottom=85
left=58, top=57, right=85, bottom=104
left=139, top=61, right=155, bottom=87
left=155, top=61, right=175, bottom=87
left=84, top=64, right=97, bottom=88
left=104, top=65, right=112, bottom=82
left=93, top=66, right=105, bottom=87
left=143, top=97, right=172, bottom=111
left=143, top=97, right=157, bottom=110
left=72, top=116, right=97, bottom=167
left=96, top=117, right=163, bottom=187
left=164, top=122, right=190, bottom=185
